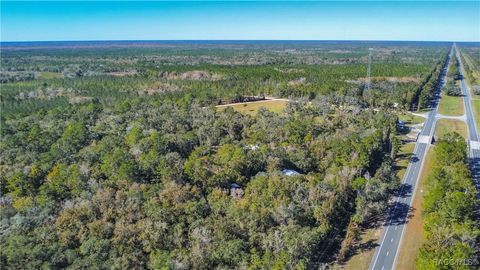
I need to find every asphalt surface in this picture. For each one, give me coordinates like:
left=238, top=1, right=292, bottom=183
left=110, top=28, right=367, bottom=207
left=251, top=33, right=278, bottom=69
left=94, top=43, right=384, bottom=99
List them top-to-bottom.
left=369, top=46, right=453, bottom=270
left=455, top=46, right=480, bottom=197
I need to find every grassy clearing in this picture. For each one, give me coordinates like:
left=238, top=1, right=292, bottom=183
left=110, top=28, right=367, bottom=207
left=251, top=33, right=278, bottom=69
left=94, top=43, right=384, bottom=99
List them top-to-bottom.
left=38, top=72, right=64, bottom=80
left=438, top=94, right=464, bottom=116
left=472, top=99, right=480, bottom=129
left=217, top=100, right=288, bottom=115
left=397, top=113, right=425, bottom=125
left=435, top=119, right=468, bottom=140
left=396, top=148, right=434, bottom=270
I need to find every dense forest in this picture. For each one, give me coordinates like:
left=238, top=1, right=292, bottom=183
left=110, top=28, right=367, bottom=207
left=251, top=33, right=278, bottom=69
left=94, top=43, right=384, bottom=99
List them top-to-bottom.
left=1, top=41, right=475, bottom=269
left=2, top=42, right=448, bottom=116
left=1, top=97, right=400, bottom=269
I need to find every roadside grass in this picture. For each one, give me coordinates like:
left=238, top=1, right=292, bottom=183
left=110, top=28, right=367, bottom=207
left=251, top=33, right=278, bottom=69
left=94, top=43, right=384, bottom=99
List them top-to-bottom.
left=38, top=72, right=64, bottom=80
left=438, top=94, right=464, bottom=116
left=472, top=99, right=480, bottom=129
left=217, top=100, right=288, bottom=115
left=417, top=108, right=432, bottom=114
left=397, top=113, right=425, bottom=125
left=435, top=119, right=468, bottom=140
left=395, top=143, right=416, bottom=180
left=396, top=148, right=434, bottom=270
left=342, top=226, right=381, bottom=270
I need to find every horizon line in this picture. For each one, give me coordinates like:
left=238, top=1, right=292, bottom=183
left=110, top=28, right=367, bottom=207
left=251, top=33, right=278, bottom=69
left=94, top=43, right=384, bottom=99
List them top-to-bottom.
left=2, top=39, right=479, bottom=43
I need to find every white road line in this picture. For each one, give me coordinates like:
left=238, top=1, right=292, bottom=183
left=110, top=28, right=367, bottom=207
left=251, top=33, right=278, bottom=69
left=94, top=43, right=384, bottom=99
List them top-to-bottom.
left=371, top=48, right=452, bottom=270
left=391, top=48, right=453, bottom=270
left=417, top=135, right=430, bottom=144
left=470, top=141, right=480, bottom=150
left=371, top=219, right=391, bottom=268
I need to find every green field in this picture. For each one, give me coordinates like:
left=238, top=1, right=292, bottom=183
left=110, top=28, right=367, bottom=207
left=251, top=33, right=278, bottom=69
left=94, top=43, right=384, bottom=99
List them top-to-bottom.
left=38, top=72, right=64, bottom=80
left=438, top=94, right=464, bottom=116
left=217, top=99, right=288, bottom=115
left=472, top=99, right=480, bottom=128
left=397, top=113, right=425, bottom=125
left=435, top=119, right=468, bottom=139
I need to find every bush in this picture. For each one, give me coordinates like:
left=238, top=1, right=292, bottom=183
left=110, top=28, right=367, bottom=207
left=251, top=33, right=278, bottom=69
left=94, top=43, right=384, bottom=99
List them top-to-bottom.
left=445, top=82, right=462, bottom=96
left=473, top=85, right=480, bottom=95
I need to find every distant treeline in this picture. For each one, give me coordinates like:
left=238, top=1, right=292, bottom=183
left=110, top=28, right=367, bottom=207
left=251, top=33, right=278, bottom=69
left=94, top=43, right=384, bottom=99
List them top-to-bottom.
left=1, top=44, right=449, bottom=117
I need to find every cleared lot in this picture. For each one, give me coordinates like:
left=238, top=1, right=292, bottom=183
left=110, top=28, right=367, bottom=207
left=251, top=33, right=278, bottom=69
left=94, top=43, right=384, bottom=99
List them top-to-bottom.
left=217, top=99, right=288, bottom=115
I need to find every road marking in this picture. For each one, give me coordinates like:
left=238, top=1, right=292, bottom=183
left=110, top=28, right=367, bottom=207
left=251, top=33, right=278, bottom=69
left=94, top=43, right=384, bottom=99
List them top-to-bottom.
left=390, top=53, right=448, bottom=270
left=371, top=61, right=449, bottom=269
left=418, top=135, right=430, bottom=144
left=471, top=141, right=480, bottom=150
left=391, top=238, right=393, bottom=242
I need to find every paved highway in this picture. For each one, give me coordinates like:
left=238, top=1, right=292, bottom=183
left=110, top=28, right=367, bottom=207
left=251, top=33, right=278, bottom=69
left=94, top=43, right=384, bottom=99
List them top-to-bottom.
left=455, top=45, right=480, bottom=197
left=369, top=46, right=453, bottom=270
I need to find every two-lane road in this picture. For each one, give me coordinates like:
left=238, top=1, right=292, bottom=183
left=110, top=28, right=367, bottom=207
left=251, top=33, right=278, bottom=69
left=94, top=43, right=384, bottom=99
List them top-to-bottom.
left=455, top=45, right=480, bottom=197
left=369, top=46, right=453, bottom=270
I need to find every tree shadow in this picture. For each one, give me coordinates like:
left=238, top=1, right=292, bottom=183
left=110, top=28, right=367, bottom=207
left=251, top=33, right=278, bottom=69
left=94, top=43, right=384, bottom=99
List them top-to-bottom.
left=397, top=126, right=411, bottom=135
left=397, top=150, right=414, bottom=160
left=393, top=151, right=415, bottom=172
left=468, top=156, right=480, bottom=199
left=393, top=183, right=413, bottom=198
left=337, top=197, right=417, bottom=265
left=384, top=201, right=415, bottom=226
left=335, top=219, right=381, bottom=265
left=357, top=239, right=379, bottom=253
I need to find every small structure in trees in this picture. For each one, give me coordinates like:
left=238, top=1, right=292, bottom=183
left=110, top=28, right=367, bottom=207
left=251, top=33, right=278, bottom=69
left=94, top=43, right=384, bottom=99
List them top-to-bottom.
left=282, top=169, right=300, bottom=176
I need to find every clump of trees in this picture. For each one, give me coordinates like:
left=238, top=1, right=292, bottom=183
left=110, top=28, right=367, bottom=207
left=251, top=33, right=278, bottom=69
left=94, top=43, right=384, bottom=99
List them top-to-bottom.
left=444, top=51, right=462, bottom=96
left=415, top=52, right=450, bottom=110
left=448, top=52, right=460, bottom=80
left=0, top=72, right=35, bottom=83
left=444, top=81, right=462, bottom=97
left=445, top=82, right=462, bottom=96
left=473, top=86, right=480, bottom=96
left=417, top=133, right=479, bottom=269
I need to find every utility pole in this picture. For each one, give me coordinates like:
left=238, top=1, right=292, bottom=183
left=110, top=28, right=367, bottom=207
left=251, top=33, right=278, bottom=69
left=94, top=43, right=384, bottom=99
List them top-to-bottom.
left=366, top=48, right=373, bottom=92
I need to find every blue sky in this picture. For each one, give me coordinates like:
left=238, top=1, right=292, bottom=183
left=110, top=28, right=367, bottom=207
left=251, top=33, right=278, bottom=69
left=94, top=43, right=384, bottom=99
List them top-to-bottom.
left=1, top=1, right=479, bottom=42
